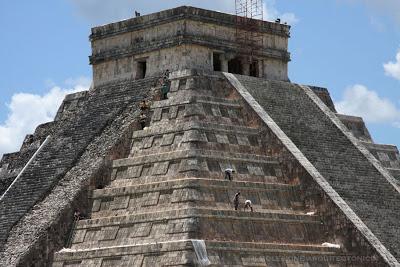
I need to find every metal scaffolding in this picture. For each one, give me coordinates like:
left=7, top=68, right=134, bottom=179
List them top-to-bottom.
left=235, top=0, right=264, bottom=57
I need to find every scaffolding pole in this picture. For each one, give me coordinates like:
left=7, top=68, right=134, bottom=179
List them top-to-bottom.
left=235, top=0, right=264, bottom=59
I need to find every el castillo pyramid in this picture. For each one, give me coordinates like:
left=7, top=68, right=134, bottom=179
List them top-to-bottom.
left=0, top=5, right=399, bottom=267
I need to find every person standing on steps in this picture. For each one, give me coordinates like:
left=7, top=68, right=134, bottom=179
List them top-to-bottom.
left=159, top=69, right=171, bottom=100
left=139, top=99, right=151, bottom=130
left=139, top=100, right=150, bottom=111
left=139, top=112, right=147, bottom=129
left=224, top=167, right=235, bottom=181
left=233, top=192, right=240, bottom=211
left=244, top=199, right=253, bottom=212
left=74, top=209, right=87, bottom=220
left=73, top=210, right=81, bottom=221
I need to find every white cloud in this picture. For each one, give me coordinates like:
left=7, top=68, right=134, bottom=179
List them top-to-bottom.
left=263, top=0, right=299, bottom=25
left=384, top=50, right=400, bottom=81
left=0, top=78, right=91, bottom=157
left=336, top=84, right=400, bottom=126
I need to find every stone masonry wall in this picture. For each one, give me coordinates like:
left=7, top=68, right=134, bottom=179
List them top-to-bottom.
left=90, top=6, right=291, bottom=85
left=93, top=45, right=211, bottom=86
left=52, top=70, right=381, bottom=266
left=227, top=74, right=400, bottom=265
left=0, top=77, right=158, bottom=266
left=0, top=91, right=89, bottom=197
left=337, top=114, right=373, bottom=143
left=0, top=122, right=56, bottom=196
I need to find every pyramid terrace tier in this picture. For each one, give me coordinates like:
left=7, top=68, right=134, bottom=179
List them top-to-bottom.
left=147, top=96, right=248, bottom=127
left=130, top=121, right=265, bottom=157
left=110, top=149, right=289, bottom=187
left=90, top=178, right=304, bottom=218
left=68, top=208, right=329, bottom=250
left=54, top=240, right=363, bottom=267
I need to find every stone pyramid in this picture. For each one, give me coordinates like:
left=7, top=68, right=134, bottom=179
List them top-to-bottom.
left=0, top=6, right=399, bottom=267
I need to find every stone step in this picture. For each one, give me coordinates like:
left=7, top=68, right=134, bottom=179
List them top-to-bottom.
left=169, top=72, right=234, bottom=99
left=169, top=73, right=239, bottom=102
left=150, top=90, right=241, bottom=109
left=147, top=97, right=247, bottom=125
left=148, top=107, right=247, bottom=128
left=132, top=120, right=259, bottom=140
left=133, top=120, right=265, bottom=156
left=130, top=122, right=268, bottom=158
left=131, top=135, right=266, bottom=160
left=110, top=149, right=286, bottom=186
left=114, top=149, right=280, bottom=169
left=110, top=173, right=284, bottom=191
left=91, top=178, right=304, bottom=218
left=69, top=208, right=326, bottom=250
left=53, top=240, right=347, bottom=267
left=53, top=240, right=195, bottom=267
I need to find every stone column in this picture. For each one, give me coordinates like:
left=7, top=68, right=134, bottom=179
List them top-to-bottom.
left=221, top=57, right=229, bottom=72
left=262, top=59, right=268, bottom=79
left=257, top=60, right=263, bottom=78
left=242, top=61, right=250, bottom=76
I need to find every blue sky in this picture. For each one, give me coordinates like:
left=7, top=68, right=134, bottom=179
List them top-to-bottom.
left=0, top=0, right=399, bottom=156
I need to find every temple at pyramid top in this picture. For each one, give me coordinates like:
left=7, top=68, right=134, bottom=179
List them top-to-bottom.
left=89, top=6, right=291, bottom=86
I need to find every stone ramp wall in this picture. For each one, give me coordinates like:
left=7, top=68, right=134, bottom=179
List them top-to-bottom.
left=227, top=74, right=400, bottom=264
left=0, top=77, right=157, bottom=258
left=309, top=86, right=337, bottom=113
left=0, top=91, right=89, bottom=197
left=337, top=114, right=373, bottom=142
left=0, top=122, right=56, bottom=196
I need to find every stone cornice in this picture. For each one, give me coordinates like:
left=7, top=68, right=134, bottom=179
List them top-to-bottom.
left=90, top=6, right=290, bottom=41
left=89, top=34, right=291, bottom=65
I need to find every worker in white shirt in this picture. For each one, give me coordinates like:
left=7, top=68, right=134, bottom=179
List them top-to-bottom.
left=224, top=168, right=235, bottom=181
left=244, top=199, right=253, bottom=212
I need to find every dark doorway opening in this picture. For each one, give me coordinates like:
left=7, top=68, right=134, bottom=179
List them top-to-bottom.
left=213, top=53, right=222, bottom=71
left=228, top=57, right=242, bottom=74
left=136, top=60, right=147, bottom=79
left=250, top=61, right=258, bottom=77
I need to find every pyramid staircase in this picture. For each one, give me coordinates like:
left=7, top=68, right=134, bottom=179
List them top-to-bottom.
left=53, top=71, right=371, bottom=266
left=336, top=113, right=400, bottom=186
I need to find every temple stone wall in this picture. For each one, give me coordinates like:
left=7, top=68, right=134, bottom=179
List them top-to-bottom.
left=90, top=6, right=290, bottom=86
left=93, top=45, right=211, bottom=86
left=262, top=57, right=288, bottom=81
